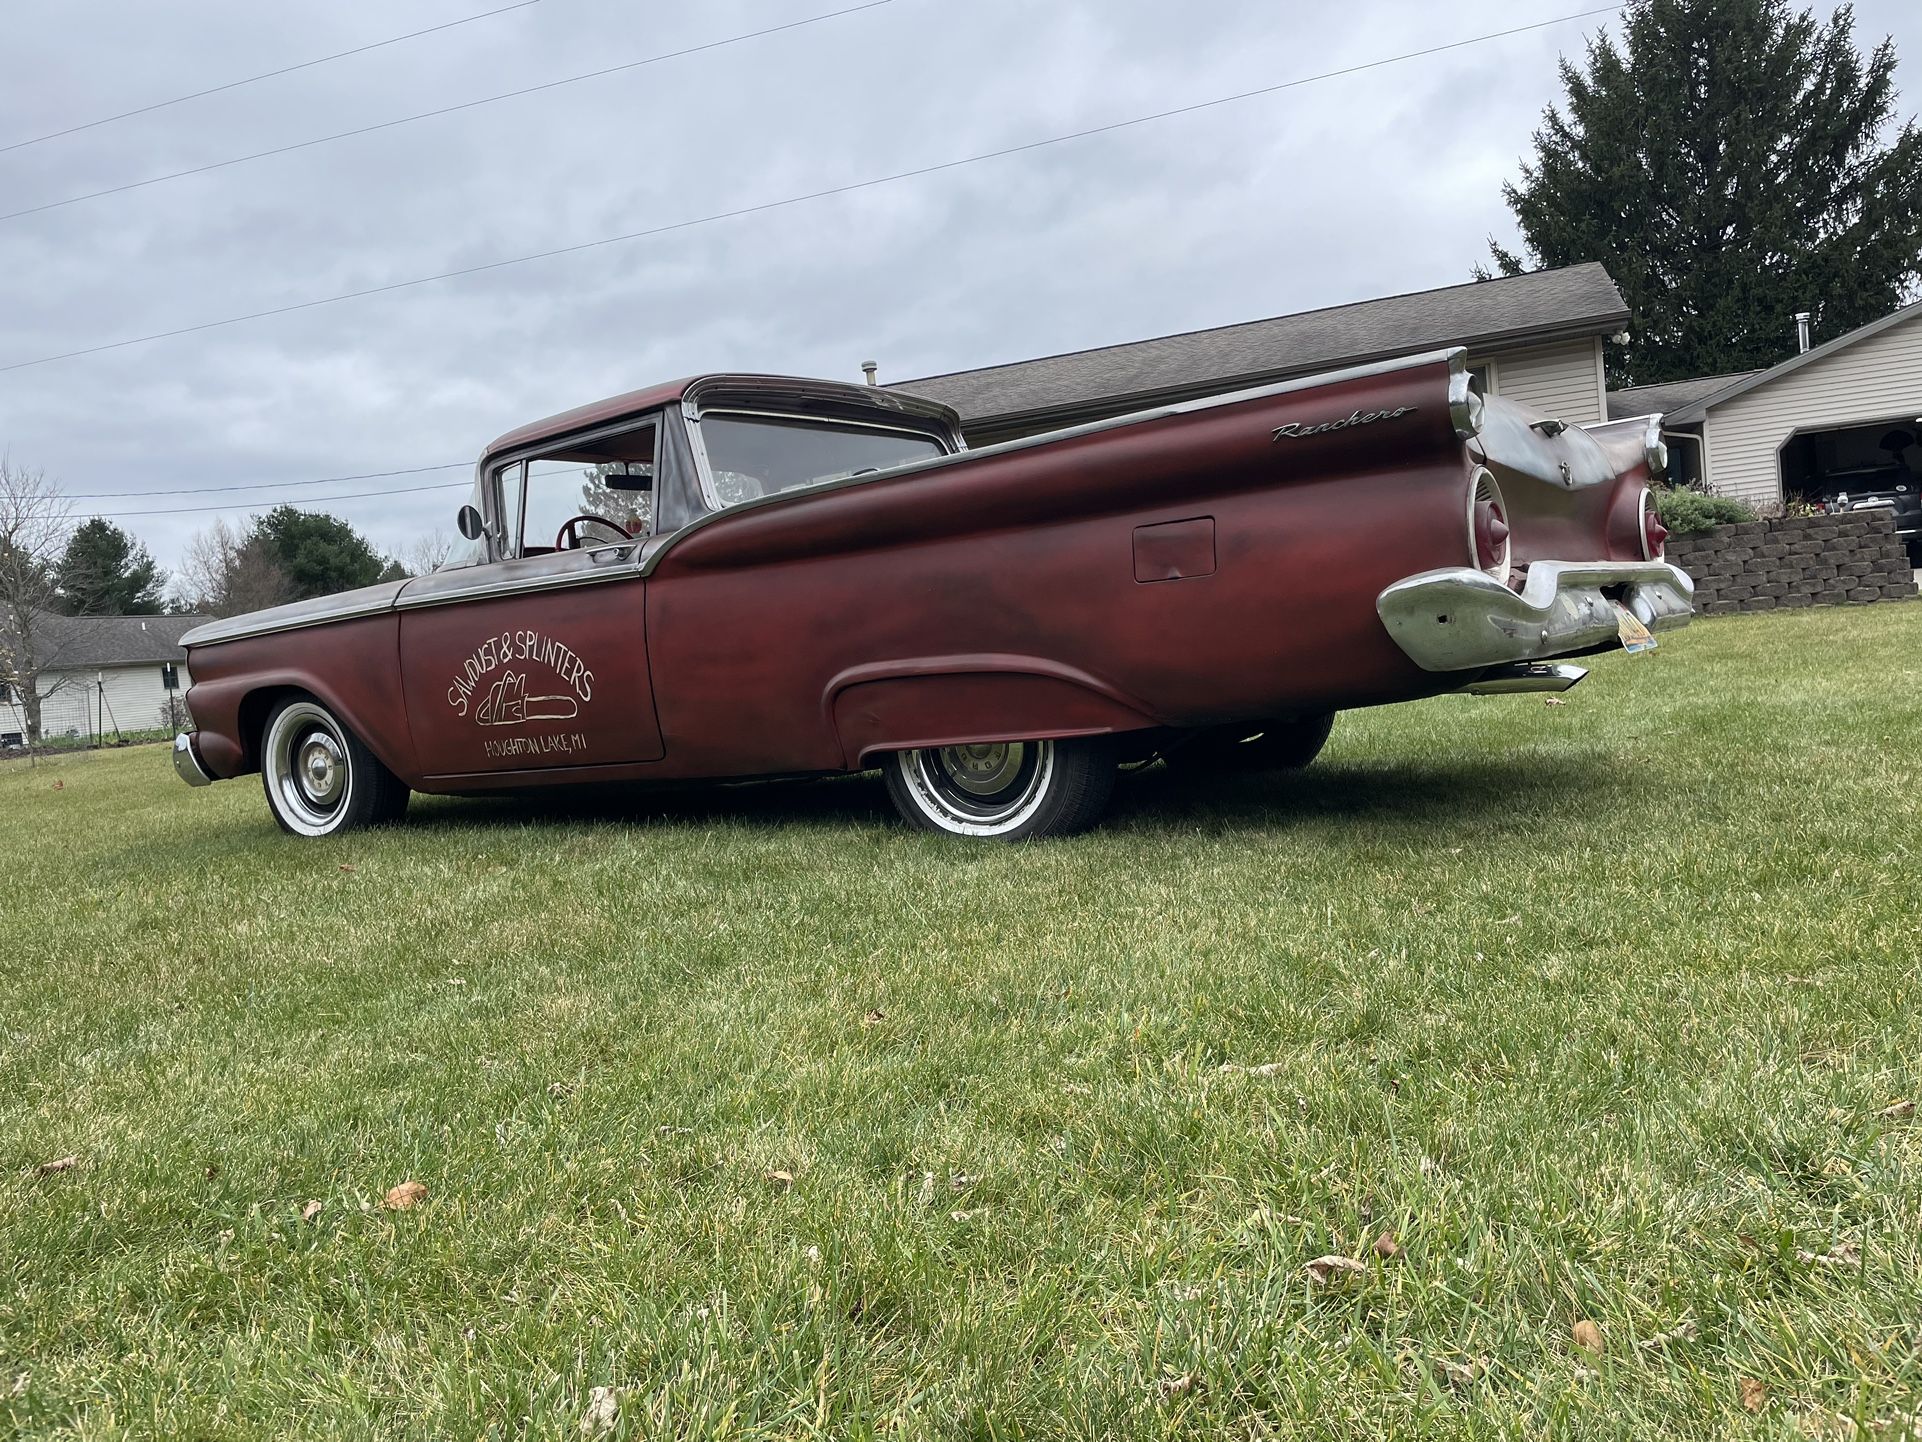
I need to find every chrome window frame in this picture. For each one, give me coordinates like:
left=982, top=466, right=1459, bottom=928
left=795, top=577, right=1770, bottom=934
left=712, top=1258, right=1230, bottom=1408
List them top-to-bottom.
left=482, top=412, right=664, bottom=562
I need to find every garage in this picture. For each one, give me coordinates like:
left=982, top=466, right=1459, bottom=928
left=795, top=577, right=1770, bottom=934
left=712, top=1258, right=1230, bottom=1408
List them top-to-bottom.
left=1778, top=416, right=1922, bottom=559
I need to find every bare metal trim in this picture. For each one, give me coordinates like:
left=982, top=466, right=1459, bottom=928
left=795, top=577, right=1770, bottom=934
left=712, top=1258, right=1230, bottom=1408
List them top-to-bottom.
left=645, top=348, right=1468, bottom=577
left=391, top=557, right=641, bottom=611
left=1377, top=558, right=1694, bottom=672
left=180, top=587, right=404, bottom=648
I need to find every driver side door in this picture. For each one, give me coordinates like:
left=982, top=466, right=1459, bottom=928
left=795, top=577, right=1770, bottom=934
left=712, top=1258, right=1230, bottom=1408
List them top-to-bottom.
left=396, top=419, right=666, bottom=780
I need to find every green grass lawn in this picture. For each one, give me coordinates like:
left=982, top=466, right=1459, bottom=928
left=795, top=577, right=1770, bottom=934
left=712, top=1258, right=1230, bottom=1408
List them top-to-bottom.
left=3, top=605, right=1920, bottom=1440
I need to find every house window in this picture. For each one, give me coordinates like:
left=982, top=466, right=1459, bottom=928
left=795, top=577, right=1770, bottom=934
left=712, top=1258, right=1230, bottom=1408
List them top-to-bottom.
left=1467, top=361, right=1498, bottom=396
left=0, top=679, right=12, bottom=705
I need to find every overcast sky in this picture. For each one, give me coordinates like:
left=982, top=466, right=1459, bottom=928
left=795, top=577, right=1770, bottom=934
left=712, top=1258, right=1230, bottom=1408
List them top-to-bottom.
left=4, top=0, right=1918, bottom=578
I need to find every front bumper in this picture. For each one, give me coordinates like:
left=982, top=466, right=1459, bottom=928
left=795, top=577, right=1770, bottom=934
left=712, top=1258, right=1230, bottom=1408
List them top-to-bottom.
left=1377, top=558, right=1694, bottom=672
left=173, top=731, right=214, bottom=787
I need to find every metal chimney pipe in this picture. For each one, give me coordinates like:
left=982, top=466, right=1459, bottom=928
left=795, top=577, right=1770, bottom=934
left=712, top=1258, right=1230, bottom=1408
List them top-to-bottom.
left=1794, top=312, right=1811, bottom=354
left=861, top=360, right=879, bottom=386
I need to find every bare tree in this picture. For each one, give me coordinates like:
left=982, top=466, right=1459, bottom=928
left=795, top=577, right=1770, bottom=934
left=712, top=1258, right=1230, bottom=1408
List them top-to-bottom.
left=0, top=457, right=75, bottom=744
left=173, top=517, right=291, bottom=618
left=398, top=531, right=455, bottom=577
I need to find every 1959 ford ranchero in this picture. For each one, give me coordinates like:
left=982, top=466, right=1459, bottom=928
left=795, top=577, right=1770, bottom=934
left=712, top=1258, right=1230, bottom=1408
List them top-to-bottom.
left=173, top=348, right=1692, bottom=840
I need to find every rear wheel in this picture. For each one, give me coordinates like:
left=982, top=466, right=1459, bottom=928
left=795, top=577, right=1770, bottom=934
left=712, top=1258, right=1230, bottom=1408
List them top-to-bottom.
left=259, top=696, right=409, bottom=836
left=1163, top=713, right=1335, bottom=775
left=883, top=737, right=1113, bottom=840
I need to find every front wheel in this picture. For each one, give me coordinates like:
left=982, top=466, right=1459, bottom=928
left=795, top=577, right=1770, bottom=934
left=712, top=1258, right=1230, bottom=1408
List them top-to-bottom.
left=260, top=696, right=409, bottom=836
left=883, top=738, right=1114, bottom=840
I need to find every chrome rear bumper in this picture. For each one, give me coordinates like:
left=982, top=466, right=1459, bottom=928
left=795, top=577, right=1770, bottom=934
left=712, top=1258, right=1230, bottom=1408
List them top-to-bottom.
left=1377, top=559, right=1694, bottom=672
left=173, top=731, right=214, bottom=787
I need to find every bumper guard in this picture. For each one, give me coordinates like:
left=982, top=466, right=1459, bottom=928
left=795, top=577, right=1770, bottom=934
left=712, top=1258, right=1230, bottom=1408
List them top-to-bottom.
left=1377, top=559, right=1694, bottom=672
left=173, top=731, right=214, bottom=787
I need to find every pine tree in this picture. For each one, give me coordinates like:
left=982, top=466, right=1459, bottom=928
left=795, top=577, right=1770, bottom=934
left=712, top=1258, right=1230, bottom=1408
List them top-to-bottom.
left=1486, top=0, right=1922, bottom=386
left=54, top=518, right=166, bottom=615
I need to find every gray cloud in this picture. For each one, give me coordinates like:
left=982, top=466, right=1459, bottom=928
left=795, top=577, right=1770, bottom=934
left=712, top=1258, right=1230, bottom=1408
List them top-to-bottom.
left=3, top=0, right=1917, bottom=575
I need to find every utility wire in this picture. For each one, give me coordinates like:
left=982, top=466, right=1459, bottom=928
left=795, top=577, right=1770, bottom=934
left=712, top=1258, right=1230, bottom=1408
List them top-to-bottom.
left=0, top=0, right=896, bottom=223
left=0, top=0, right=543, bottom=156
left=2, top=5, right=1622, bottom=376
left=64, top=463, right=470, bottom=500
left=76, top=479, right=470, bottom=519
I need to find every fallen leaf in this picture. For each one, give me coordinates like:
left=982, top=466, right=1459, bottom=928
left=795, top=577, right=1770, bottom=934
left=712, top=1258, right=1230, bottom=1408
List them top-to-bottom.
left=1543, top=696, right=1567, bottom=707
left=51, top=780, right=63, bottom=790
left=338, top=863, right=356, bottom=873
left=860, top=1009, right=886, bottom=1027
left=547, top=1081, right=574, bottom=1099
left=1061, top=1081, right=1092, bottom=1095
left=1877, top=1099, right=1915, bottom=1121
left=34, top=1155, right=79, bottom=1177
left=204, top=1164, right=220, bottom=1179
left=764, top=1169, right=794, bottom=1191
left=949, top=1172, right=977, bottom=1191
left=383, top=1180, right=428, bottom=1210
left=301, top=1199, right=323, bottom=1224
left=949, top=1208, right=983, bottom=1223
left=1373, top=1231, right=1400, bottom=1259
left=1796, top=1241, right=1861, bottom=1268
left=804, top=1245, right=822, bottom=1265
left=1303, top=1255, right=1365, bottom=1287
left=1639, top=1318, right=1698, bottom=1351
left=1573, top=1320, right=1605, bottom=1356
left=1436, top=1356, right=1487, bottom=1387
left=1155, top=1371, right=1199, bottom=1399
left=9, top=1372, right=26, bottom=1397
left=1741, top=1377, right=1769, bottom=1413
left=580, top=1385, right=619, bottom=1437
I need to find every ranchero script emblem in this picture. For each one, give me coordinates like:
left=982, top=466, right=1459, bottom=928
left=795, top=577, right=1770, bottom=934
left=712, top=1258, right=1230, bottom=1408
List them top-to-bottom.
left=1272, top=405, right=1416, bottom=442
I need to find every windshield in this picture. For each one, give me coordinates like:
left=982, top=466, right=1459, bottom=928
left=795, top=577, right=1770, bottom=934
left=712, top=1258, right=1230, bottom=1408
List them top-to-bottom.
left=700, top=414, right=947, bottom=508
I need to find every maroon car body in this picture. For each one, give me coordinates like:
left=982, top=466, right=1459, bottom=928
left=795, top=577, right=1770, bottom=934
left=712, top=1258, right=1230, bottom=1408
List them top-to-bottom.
left=173, top=348, right=1692, bottom=839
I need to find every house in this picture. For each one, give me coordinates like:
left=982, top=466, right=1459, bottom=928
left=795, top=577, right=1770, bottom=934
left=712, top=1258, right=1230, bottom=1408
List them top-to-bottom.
left=897, top=263, right=1630, bottom=445
left=1608, top=297, right=1922, bottom=514
left=0, top=612, right=201, bottom=747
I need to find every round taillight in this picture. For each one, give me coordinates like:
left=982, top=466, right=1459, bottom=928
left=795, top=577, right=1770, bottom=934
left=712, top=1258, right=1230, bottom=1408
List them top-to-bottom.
left=1468, top=468, right=1510, bottom=577
left=1640, top=487, right=1667, bottom=559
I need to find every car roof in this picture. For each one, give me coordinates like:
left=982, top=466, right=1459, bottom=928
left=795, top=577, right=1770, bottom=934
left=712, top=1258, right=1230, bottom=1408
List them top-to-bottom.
left=481, top=374, right=962, bottom=462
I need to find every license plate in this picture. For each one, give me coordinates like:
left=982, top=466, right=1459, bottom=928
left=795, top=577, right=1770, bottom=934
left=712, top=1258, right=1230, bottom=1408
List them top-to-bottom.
left=1614, top=602, right=1657, bottom=655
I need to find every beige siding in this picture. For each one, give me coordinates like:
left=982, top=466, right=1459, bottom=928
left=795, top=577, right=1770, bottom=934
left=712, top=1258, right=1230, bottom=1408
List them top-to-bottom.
left=1704, top=313, right=1922, bottom=507
left=1477, top=337, right=1606, bottom=424
left=27, top=662, right=189, bottom=740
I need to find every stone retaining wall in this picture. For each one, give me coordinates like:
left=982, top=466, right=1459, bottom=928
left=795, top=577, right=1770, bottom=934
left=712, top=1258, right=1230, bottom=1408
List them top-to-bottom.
left=1662, top=511, right=1916, bottom=616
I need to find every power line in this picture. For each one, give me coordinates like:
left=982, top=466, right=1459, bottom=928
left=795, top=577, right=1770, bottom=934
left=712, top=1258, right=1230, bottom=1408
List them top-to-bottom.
left=0, top=0, right=896, bottom=224
left=0, top=1, right=543, bottom=156
left=2, top=5, right=1622, bottom=376
left=64, top=463, right=470, bottom=500
left=77, top=479, right=470, bottom=519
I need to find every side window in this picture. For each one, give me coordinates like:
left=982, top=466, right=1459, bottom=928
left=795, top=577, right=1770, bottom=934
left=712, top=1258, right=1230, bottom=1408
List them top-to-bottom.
left=519, top=422, right=658, bottom=555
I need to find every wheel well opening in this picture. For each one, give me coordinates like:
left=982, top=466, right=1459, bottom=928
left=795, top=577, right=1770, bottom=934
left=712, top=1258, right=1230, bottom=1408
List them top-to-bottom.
left=237, top=686, right=308, bottom=772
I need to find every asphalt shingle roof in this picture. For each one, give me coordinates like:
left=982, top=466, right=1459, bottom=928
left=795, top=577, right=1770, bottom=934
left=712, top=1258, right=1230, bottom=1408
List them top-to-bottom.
left=898, top=263, right=1629, bottom=425
left=1606, top=371, right=1759, bottom=421
left=3, top=612, right=203, bottom=671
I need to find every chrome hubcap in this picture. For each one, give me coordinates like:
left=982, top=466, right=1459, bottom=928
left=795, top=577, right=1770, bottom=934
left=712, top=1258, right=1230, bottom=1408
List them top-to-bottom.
left=298, top=734, right=344, bottom=806
left=937, top=742, right=1026, bottom=796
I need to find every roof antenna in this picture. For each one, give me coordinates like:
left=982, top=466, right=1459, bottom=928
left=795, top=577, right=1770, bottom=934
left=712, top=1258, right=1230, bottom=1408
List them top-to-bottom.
left=861, top=360, right=879, bottom=387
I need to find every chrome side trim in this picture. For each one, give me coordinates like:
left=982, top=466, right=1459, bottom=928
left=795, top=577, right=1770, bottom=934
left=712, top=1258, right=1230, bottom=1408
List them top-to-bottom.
left=642, top=348, right=1469, bottom=577
left=1377, top=558, right=1694, bottom=672
left=1458, top=662, right=1588, bottom=695
left=173, top=731, right=214, bottom=786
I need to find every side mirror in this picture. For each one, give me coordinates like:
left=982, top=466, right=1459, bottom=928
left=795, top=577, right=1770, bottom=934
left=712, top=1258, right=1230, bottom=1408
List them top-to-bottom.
left=456, top=504, right=486, bottom=541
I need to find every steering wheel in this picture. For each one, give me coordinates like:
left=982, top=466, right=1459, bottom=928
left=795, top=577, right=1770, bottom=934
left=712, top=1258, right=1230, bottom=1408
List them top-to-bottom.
left=554, top=514, right=634, bottom=550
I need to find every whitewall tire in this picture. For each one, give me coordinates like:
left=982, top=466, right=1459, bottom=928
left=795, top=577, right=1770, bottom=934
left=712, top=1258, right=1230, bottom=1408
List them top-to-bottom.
left=260, top=697, right=409, bottom=837
left=883, top=737, right=1114, bottom=840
